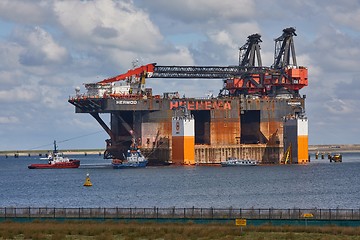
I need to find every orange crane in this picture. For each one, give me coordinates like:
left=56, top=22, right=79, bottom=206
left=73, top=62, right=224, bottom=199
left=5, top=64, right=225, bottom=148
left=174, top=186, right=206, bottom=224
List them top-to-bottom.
left=95, top=27, right=307, bottom=98
left=98, top=63, right=155, bottom=84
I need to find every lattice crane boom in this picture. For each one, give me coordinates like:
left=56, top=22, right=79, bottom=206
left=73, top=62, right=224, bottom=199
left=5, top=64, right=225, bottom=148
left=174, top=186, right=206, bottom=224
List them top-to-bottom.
left=94, top=27, right=307, bottom=97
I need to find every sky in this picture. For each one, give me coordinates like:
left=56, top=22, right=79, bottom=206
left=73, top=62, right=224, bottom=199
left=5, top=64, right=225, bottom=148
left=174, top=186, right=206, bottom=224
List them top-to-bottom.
left=0, top=0, right=359, bottom=150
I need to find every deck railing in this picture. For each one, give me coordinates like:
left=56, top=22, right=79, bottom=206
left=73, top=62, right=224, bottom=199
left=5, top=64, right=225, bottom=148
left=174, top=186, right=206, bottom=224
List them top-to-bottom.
left=1, top=207, right=360, bottom=220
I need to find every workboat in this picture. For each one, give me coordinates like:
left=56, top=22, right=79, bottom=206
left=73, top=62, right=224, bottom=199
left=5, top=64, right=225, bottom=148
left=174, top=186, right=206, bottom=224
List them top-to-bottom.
left=28, top=141, right=80, bottom=169
left=112, top=148, right=148, bottom=169
left=329, top=153, right=342, bottom=163
left=221, top=157, right=259, bottom=167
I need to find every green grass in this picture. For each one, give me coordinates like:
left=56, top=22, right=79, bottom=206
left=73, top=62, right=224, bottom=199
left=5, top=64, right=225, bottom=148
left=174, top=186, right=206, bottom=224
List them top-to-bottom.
left=1, top=221, right=360, bottom=240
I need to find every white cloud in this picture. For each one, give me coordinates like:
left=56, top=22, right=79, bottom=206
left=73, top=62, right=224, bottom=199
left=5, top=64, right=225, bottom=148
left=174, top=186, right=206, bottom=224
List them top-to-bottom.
left=0, top=0, right=52, bottom=24
left=0, top=0, right=359, bottom=149
left=54, top=0, right=163, bottom=53
left=136, top=0, right=255, bottom=22
left=325, top=1, right=360, bottom=31
left=206, top=22, right=262, bottom=64
left=16, top=26, right=68, bottom=66
left=208, top=31, right=236, bottom=49
left=0, top=41, right=23, bottom=71
left=153, top=46, right=194, bottom=65
left=0, top=69, right=24, bottom=86
left=0, top=86, right=37, bottom=103
left=38, top=86, right=65, bottom=109
left=324, top=98, right=354, bottom=114
left=0, top=116, right=19, bottom=124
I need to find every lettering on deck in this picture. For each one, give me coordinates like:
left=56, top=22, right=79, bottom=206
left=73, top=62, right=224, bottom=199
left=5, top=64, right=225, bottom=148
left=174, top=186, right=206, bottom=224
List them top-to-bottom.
left=170, top=100, right=231, bottom=110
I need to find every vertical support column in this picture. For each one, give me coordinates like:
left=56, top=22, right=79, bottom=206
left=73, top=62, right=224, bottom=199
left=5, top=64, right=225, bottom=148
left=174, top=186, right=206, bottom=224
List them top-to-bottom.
left=172, top=114, right=195, bottom=165
left=283, top=114, right=308, bottom=164
left=297, top=116, right=308, bottom=163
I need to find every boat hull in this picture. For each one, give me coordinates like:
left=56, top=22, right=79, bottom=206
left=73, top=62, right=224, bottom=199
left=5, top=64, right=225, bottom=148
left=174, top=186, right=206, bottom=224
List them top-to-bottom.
left=221, top=159, right=258, bottom=167
left=28, top=160, right=80, bottom=169
left=112, top=160, right=148, bottom=169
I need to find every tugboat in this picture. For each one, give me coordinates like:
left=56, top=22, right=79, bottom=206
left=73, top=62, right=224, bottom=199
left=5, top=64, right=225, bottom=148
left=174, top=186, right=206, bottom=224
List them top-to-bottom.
left=111, top=138, right=148, bottom=169
left=28, top=141, right=80, bottom=169
left=221, top=157, right=259, bottom=167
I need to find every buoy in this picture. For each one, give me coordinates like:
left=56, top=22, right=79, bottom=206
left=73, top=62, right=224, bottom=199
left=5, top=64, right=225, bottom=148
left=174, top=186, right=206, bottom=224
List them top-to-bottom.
left=83, top=173, right=92, bottom=187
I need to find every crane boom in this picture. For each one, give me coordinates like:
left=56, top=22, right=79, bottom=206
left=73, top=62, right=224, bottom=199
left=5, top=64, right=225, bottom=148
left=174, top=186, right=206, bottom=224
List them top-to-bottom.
left=92, top=27, right=307, bottom=98
left=98, top=63, right=155, bottom=84
left=152, top=66, right=269, bottom=79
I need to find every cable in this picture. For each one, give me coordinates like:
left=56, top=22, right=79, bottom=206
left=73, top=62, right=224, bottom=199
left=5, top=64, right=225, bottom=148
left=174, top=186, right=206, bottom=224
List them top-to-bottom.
left=28, top=130, right=104, bottom=150
left=57, top=130, right=104, bottom=144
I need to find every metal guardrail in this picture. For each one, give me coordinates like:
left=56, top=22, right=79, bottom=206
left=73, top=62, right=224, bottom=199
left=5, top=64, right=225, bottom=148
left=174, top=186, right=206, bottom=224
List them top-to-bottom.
left=1, top=207, right=360, bottom=220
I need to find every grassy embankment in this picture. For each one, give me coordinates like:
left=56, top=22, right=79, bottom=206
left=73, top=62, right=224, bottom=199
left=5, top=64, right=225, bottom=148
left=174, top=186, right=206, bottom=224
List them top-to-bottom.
left=1, top=221, right=360, bottom=240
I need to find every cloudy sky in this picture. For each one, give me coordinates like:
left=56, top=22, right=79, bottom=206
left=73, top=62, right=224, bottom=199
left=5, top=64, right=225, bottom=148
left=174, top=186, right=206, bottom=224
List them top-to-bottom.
left=0, top=0, right=359, bottom=150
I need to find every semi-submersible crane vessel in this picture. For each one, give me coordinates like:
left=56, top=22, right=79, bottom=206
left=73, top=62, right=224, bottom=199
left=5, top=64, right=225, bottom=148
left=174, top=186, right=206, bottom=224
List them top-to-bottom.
left=69, top=27, right=309, bottom=165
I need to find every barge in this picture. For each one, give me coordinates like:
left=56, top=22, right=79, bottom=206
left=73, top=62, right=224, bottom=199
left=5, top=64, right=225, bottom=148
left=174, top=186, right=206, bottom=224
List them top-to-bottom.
left=69, top=27, right=309, bottom=165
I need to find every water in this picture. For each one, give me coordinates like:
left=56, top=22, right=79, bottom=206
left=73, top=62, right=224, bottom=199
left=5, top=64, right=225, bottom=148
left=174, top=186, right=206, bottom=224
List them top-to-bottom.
left=0, top=153, right=359, bottom=209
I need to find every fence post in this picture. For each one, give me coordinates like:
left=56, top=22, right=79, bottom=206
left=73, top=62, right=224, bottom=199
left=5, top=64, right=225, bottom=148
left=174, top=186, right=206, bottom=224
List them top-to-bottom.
left=54, top=207, right=56, bottom=218
left=288, top=209, right=290, bottom=219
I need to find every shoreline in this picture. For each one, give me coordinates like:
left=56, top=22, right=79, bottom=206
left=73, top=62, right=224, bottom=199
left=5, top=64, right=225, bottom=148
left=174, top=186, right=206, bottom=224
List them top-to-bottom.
left=1, top=144, right=360, bottom=157
left=308, top=144, right=360, bottom=153
left=0, top=150, right=104, bottom=157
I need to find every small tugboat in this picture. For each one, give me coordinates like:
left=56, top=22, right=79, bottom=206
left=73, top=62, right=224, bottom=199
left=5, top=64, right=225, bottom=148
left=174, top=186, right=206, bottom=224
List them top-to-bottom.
left=111, top=138, right=148, bottom=169
left=28, top=141, right=80, bottom=169
left=221, top=157, right=259, bottom=167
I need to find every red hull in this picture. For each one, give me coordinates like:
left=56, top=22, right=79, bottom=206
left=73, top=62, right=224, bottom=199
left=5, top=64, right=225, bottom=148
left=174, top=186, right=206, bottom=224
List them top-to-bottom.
left=28, top=160, right=80, bottom=169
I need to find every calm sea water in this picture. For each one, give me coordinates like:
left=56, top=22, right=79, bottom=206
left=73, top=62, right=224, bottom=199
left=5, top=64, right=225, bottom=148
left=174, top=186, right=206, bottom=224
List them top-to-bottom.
left=0, top=153, right=359, bottom=209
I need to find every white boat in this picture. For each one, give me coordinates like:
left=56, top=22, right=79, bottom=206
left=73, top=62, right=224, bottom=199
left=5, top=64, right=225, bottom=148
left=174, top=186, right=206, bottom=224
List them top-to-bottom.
left=111, top=137, right=148, bottom=169
left=112, top=149, right=148, bottom=168
left=40, top=153, right=53, bottom=160
left=221, top=157, right=259, bottom=167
